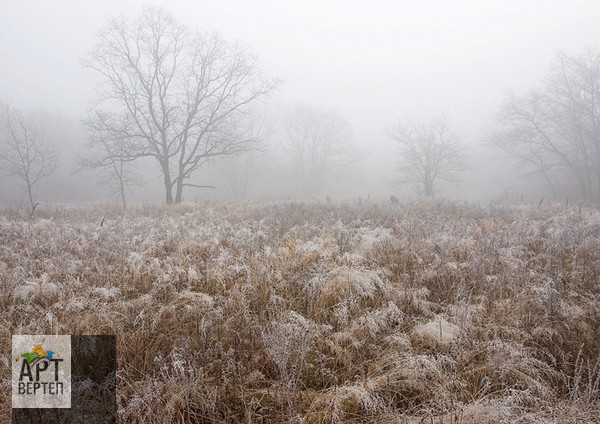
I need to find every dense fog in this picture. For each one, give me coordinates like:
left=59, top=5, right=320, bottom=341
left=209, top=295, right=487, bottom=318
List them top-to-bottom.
left=2, top=1, right=600, bottom=207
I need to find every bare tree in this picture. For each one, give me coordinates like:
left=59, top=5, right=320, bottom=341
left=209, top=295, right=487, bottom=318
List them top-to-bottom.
left=85, top=7, right=277, bottom=204
left=492, top=49, right=600, bottom=202
left=284, top=104, right=356, bottom=197
left=0, top=106, right=57, bottom=209
left=79, top=112, right=143, bottom=209
left=386, top=118, right=466, bottom=197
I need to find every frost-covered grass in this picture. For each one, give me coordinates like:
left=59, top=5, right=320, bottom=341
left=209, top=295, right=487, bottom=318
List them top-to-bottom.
left=1, top=200, right=599, bottom=423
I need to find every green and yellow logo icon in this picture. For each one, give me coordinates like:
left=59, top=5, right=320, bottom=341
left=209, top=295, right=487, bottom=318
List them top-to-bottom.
left=16, top=338, right=60, bottom=366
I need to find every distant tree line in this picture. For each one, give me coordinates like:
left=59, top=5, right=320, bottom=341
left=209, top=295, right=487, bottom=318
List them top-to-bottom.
left=3, top=7, right=600, bottom=205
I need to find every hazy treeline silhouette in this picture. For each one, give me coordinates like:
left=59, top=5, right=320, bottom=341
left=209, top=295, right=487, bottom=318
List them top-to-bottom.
left=2, top=8, right=600, bottom=207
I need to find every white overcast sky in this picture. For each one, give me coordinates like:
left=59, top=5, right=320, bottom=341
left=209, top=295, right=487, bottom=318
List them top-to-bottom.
left=2, top=0, right=600, bottom=145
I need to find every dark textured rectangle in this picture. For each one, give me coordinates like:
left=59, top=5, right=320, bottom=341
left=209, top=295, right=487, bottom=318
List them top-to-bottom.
left=12, top=335, right=116, bottom=424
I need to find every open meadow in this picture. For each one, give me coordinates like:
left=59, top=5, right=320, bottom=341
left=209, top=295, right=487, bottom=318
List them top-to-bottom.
left=1, top=200, right=599, bottom=423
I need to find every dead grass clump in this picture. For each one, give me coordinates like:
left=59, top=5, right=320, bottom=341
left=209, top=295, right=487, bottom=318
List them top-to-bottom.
left=310, top=267, right=392, bottom=324
left=411, top=316, right=460, bottom=350
left=304, top=383, right=385, bottom=423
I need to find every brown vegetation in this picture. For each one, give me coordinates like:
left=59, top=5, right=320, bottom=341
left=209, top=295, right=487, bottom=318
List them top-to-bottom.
left=1, top=200, right=599, bottom=422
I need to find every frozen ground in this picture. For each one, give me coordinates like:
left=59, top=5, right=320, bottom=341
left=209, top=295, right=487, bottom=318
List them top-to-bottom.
left=1, top=200, right=599, bottom=423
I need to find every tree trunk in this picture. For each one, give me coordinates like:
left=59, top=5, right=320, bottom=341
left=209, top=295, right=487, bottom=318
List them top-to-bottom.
left=162, top=165, right=174, bottom=204
left=173, top=165, right=186, bottom=203
left=26, top=175, right=34, bottom=209
left=119, top=177, right=127, bottom=210
left=424, top=177, right=434, bottom=197
left=175, top=179, right=184, bottom=203
left=27, top=185, right=34, bottom=209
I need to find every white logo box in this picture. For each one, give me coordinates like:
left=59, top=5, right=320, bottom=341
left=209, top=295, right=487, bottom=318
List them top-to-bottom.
left=12, top=335, right=71, bottom=408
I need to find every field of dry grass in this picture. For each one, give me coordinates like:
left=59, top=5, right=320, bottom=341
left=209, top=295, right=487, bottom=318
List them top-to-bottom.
left=1, top=200, right=599, bottom=423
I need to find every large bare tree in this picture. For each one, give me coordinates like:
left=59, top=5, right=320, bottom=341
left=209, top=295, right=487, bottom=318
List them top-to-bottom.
left=86, top=8, right=277, bottom=203
left=492, top=49, right=600, bottom=201
left=284, top=104, right=355, bottom=197
left=0, top=106, right=57, bottom=208
left=386, top=118, right=466, bottom=197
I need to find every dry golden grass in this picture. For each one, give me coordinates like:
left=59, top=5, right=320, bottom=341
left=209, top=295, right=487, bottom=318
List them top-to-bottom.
left=1, top=200, right=599, bottom=422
